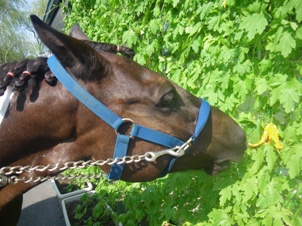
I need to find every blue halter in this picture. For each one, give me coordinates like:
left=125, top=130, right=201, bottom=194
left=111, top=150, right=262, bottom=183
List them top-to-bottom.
left=47, top=55, right=210, bottom=180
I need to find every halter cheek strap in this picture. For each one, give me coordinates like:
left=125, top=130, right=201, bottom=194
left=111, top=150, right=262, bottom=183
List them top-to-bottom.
left=47, top=55, right=210, bottom=180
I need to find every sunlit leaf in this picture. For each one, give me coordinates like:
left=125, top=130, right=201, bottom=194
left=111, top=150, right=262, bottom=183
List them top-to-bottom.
left=240, top=12, right=268, bottom=40
left=278, top=31, right=296, bottom=57
left=255, top=78, right=269, bottom=95
left=265, top=145, right=277, bottom=172
left=208, top=208, right=234, bottom=226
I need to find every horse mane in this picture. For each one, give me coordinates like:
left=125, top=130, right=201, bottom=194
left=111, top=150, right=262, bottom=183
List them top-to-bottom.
left=83, top=40, right=135, bottom=59
left=0, top=43, right=135, bottom=96
left=0, top=59, right=29, bottom=96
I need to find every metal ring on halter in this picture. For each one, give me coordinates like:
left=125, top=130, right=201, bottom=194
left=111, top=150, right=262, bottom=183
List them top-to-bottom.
left=115, top=118, right=135, bottom=137
left=0, top=175, right=8, bottom=187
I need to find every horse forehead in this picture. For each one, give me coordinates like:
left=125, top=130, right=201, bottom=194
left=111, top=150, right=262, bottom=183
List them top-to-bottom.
left=108, top=54, right=168, bottom=87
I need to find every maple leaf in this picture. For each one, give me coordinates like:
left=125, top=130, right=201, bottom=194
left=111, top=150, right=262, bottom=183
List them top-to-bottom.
left=240, top=12, right=268, bottom=40
left=278, top=31, right=296, bottom=57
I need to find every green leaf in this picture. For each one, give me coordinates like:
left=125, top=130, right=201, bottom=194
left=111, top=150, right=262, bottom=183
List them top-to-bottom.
left=172, top=0, right=178, bottom=8
left=294, top=0, right=302, bottom=22
left=135, top=2, right=144, bottom=15
left=197, top=2, right=213, bottom=20
left=153, top=6, right=160, bottom=17
left=240, top=12, right=268, bottom=40
left=207, top=15, right=220, bottom=32
left=149, top=19, right=160, bottom=35
left=289, top=21, right=298, bottom=30
left=186, top=22, right=202, bottom=37
left=174, top=24, right=185, bottom=36
left=296, top=27, right=302, bottom=40
left=267, top=28, right=296, bottom=57
left=122, top=30, right=137, bottom=46
left=278, top=31, right=296, bottom=57
left=191, top=39, right=200, bottom=53
left=145, top=44, right=154, bottom=57
left=217, top=46, right=233, bottom=65
left=237, top=47, right=249, bottom=63
left=134, top=53, right=146, bottom=65
left=259, top=58, right=272, bottom=73
left=233, top=60, right=252, bottom=74
left=268, top=73, right=288, bottom=87
left=255, top=78, right=269, bottom=95
left=234, top=79, right=251, bottom=99
left=272, top=80, right=301, bottom=113
left=270, top=85, right=283, bottom=106
left=280, top=87, right=299, bottom=113
left=202, top=88, right=219, bottom=105
left=294, top=122, right=302, bottom=136
left=283, top=124, right=301, bottom=144
left=265, top=144, right=277, bottom=172
left=286, top=144, right=302, bottom=178
left=250, top=149, right=266, bottom=175
left=257, top=169, right=270, bottom=194
left=241, top=178, right=258, bottom=202
left=256, top=180, right=283, bottom=208
left=219, top=185, right=233, bottom=206
left=93, top=201, right=105, bottom=218
left=256, top=206, right=293, bottom=226
left=271, top=206, right=293, bottom=226
left=208, top=208, right=234, bottom=226
left=262, top=211, right=273, bottom=226
left=293, top=213, right=302, bottom=226
left=245, top=220, right=261, bottom=226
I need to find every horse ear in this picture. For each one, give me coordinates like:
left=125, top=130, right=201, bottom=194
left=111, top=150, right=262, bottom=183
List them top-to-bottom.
left=30, top=15, right=105, bottom=80
left=69, top=24, right=89, bottom=40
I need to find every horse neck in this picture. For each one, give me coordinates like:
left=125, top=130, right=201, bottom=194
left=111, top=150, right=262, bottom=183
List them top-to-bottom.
left=0, top=81, right=117, bottom=209
left=0, top=83, right=78, bottom=166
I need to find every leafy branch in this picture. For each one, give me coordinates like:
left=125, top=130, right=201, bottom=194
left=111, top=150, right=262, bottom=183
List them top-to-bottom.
left=62, top=0, right=302, bottom=225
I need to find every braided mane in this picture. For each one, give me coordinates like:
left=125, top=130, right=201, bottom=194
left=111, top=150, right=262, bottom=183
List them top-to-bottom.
left=0, top=43, right=135, bottom=96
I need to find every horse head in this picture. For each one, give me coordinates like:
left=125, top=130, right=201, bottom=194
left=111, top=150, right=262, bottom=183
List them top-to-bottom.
left=0, top=15, right=246, bottom=223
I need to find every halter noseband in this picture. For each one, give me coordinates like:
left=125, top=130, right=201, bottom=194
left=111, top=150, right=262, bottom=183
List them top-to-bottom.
left=47, top=55, right=210, bottom=180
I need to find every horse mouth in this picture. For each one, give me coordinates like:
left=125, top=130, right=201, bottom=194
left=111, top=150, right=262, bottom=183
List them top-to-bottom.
left=204, top=160, right=231, bottom=175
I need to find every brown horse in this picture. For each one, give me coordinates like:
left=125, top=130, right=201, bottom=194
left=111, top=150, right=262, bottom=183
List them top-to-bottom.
left=0, top=15, right=247, bottom=225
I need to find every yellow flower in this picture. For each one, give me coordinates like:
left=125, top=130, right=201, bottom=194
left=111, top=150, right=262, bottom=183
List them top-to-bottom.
left=249, top=123, right=283, bottom=150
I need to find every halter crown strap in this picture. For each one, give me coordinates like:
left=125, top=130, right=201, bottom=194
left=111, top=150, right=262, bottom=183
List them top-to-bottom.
left=47, top=55, right=124, bottom=130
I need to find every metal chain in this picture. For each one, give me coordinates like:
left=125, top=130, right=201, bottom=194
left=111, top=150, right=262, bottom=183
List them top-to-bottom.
left=0, top=138, right=193, bottom=186
left=0, top=154, right=150, bottom=176
left=8, top=172, right=105, bottom=185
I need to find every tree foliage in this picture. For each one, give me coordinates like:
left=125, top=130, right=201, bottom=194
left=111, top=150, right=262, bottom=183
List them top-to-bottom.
left=0, top=0, right=47, bottom=63
left=62, top=0, right=302, bottom=225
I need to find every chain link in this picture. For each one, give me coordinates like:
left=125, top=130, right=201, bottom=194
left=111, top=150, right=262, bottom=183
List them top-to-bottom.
left=0, top=138, right=193, bottom=186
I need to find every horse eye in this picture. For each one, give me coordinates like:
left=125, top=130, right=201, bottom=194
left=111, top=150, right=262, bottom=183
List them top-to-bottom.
left=159, top=91, right=175, bottom=107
